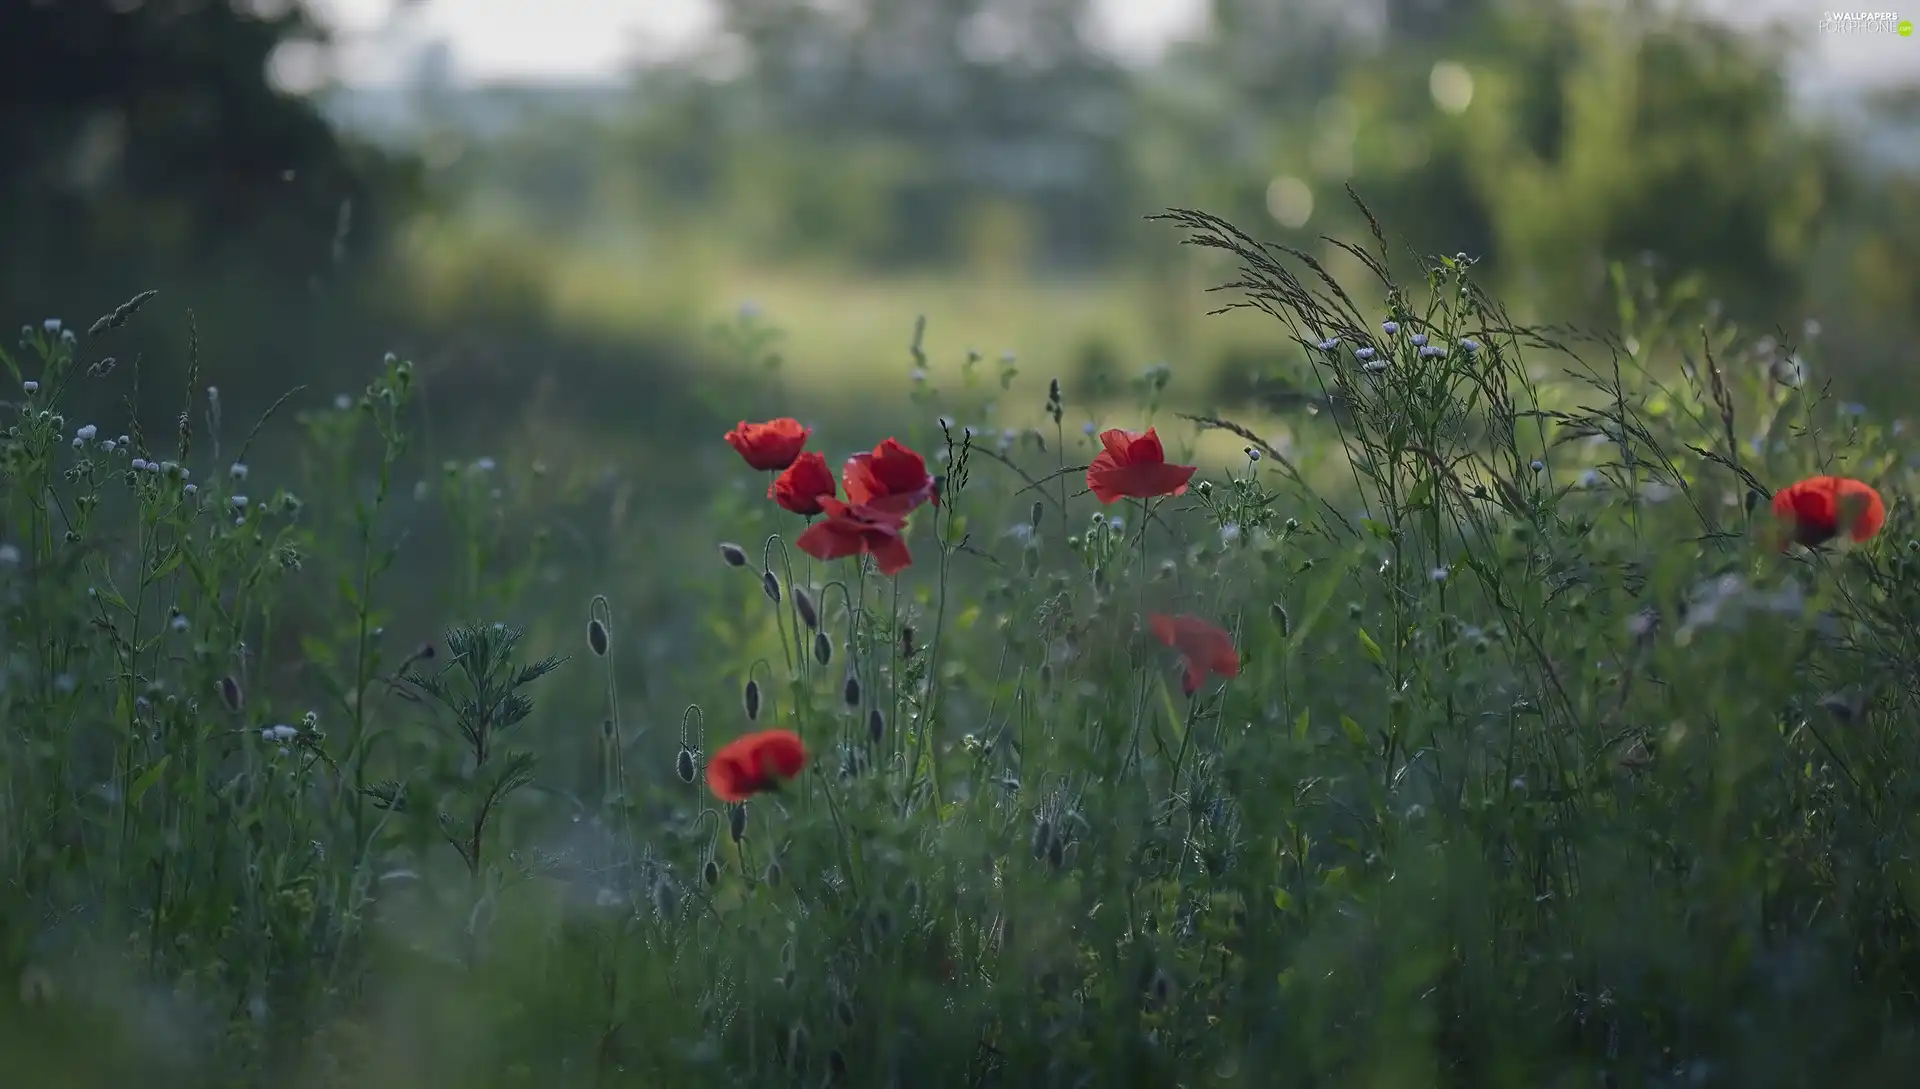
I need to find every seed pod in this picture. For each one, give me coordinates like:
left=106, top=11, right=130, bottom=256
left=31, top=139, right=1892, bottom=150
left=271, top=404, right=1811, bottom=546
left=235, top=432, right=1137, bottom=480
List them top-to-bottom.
left=1029, top=500, right=1044, bottom=529
left=718, top=542, right=748, bottom=567
left=761, top=569, right=782, bottom=604
left=793, top=586, right=819, bottom=630
left=1270, top=602, right=1291, bottom=636
left=587, top=617, right=609, bottom=656
left=900, top=626, right=916, bottom=660
left=813, top=631, right=832, bottom=666
left=843, top=672, right=861, bottom=707
left=218, top=675, right=243, bottom=712
left=743, top=678, right=761, bottom=721
left=866, top=706, right=885, bottom=744
left=675, top=746, right=697, bottom=783
left=728, top=803, right=747, bottom=844
left=1046, top=836, right=1066, bottom=872
left=702, top=858, right=720, bottom=887
left=763, top=860, right=782, bottom=888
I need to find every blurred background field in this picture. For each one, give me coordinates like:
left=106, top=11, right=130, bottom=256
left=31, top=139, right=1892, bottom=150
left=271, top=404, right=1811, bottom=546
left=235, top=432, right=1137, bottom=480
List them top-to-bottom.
left=8, top=0, right=1916, bottom=604
left=9, top=0, right=1919, bottom=423
left=6, top=1, right=1920, bottom=1082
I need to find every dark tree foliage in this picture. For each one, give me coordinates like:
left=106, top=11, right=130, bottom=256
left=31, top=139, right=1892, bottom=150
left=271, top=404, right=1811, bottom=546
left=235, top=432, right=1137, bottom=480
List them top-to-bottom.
left=0, top=0, right=416, bottom=415
left=0, top=0, right=406, bottom=269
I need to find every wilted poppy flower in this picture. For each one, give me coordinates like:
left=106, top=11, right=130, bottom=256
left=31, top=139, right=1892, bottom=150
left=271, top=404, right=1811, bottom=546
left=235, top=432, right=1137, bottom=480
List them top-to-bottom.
left=725, top=418, right=810, bottom=472
left=1087, top=429, right=1197, bottom=504
left=844, top=437, right=937, bottom=515
left=771, top=451, right=836, bottom=515
left=1770, top=475, right=1885, bottom=550
left=796, top=497, right=914, bottom=575
left=1149, top=613, right=1241, bottom=696
left=707, top=728, right=809, bottom=802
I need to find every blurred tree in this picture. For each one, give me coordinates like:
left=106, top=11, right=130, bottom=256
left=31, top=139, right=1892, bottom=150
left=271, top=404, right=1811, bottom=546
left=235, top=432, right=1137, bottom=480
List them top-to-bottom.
left=0, top=0, right=415, bottom=414
left=0, top=0, right=406, bottom=278
left=673, top=0, right=1137, bottom=269
left=1147, top=0, right=1835, bottom=329
left=1447, top=4, right=1832, bottom=324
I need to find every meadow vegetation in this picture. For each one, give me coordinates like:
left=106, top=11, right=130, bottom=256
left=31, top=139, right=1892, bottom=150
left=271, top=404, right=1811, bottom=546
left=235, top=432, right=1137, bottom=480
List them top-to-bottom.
left=4, top=205, right=1920, bottom=1089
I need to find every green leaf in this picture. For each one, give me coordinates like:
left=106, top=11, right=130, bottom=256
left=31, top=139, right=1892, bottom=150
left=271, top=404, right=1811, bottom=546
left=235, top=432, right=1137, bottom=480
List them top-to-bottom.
left=1404, top=475, right=1435, bottom=511
left=1360, top=518, right=1394, bottom=541
left=336, top=575, right=361, bottom=611
left=1357, top=628, right=1386, bottom=668
left=1292, top=709, right=1310, bottom=742
left=1339, top=715, right=1369, bottom=751
left=130, top=755, right=170, bottom=806
left=1272, top=887, right=1295, bottom=913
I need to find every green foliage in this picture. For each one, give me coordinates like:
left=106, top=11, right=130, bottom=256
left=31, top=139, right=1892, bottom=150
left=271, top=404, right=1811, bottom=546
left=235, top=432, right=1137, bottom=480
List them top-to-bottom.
left=7, top=204, right=1920, bottom=1088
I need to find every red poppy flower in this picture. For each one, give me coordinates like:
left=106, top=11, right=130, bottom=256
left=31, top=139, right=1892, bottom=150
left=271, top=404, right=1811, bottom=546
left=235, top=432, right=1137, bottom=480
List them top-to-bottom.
left=725, top=418, right=810, bottom=472
left=1087, top=428, right=1197, bottom=504
left=844, top=438, right=937, bottom=515
left=770, top=451, right=836, bottom=515
left=1770, top=475, right=1885, bottom=550
left=795, top=497, right=914, bottom=575
left=1149, top=613, right=1241, bottom=696
left=707, top=728, right=809, bottom=803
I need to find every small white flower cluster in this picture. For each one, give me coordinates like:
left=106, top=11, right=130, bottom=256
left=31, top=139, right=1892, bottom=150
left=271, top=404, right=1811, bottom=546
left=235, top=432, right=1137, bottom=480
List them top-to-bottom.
left=261, top=712, right=322, bottom=755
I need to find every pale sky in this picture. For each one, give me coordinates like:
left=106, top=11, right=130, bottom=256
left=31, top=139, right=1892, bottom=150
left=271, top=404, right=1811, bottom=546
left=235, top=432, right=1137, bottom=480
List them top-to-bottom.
left=310, top=0, right=1912, bottom=97
left=313, top=0, right=1211, bottom=85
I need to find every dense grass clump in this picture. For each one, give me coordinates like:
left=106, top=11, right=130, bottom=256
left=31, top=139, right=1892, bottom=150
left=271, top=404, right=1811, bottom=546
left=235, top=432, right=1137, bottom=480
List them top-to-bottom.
left=5, top=208, right=1920, bottom=1088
